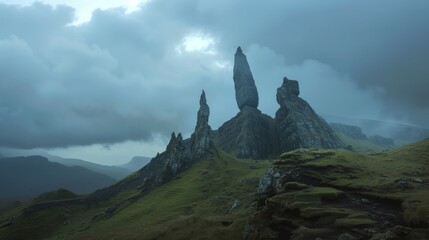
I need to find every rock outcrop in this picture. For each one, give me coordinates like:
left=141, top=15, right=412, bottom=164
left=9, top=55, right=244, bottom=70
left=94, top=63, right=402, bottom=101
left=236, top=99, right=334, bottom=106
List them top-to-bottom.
left=214, top=47, right=277, bottom=159
left=233, top=47, right=259, bottom=110
left=275, top=77, right=344, bottom=152
left=190, top=90, right=212, bottom=159
left=88, top=93, right=213, bottom=202
left=214, top=107, right=278, bottom=159
left=88, top=131, right=192, bottom=202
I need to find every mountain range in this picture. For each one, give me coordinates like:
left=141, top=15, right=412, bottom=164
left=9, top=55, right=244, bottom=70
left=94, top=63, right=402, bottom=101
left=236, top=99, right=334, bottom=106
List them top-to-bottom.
left=0, top=156, right=116, bottom=206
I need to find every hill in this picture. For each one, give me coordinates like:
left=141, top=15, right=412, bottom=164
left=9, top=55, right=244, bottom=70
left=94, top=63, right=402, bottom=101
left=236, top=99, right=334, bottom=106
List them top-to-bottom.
left=323, top=114, right=429, bottom=146
left=330, top=122, right=397, bottom=152
left=247, top=138, right=429, bottom=239
left=1, top=139, right=429, bottom=239
left=0, top=149, right=131, bottom=180
left=0, top=149, right=271, bottom=239
left=44, top=153, right=131, bottom=180
left=0, top=156, right=116, bottom=205
left=117, top=156, right=151, bottom=172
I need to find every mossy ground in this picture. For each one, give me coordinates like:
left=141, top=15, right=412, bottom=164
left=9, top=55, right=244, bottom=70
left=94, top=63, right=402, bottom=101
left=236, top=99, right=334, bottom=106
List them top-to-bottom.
left=248, top=139, right=429, bottom=239
left=1, top=140, right=428, bottom=239
left=0, top=148, right=272, bottom=240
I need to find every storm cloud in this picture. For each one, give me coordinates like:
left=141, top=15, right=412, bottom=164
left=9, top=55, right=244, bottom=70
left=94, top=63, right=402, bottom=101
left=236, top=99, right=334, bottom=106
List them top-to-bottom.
left=0, top=0, right=428, bottom=150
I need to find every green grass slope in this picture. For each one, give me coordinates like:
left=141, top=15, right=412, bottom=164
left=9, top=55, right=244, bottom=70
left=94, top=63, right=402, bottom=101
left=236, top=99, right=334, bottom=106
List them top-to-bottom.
left=247, top=138, right=429, bottom=239
left=1, top=140, right=428, bottom=240
left=0, top=148, right=272, bottom=240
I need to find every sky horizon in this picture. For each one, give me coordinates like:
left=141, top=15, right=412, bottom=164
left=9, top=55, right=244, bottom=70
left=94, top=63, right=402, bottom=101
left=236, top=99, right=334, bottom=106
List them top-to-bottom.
left=1, top=1, right=428, bottom=165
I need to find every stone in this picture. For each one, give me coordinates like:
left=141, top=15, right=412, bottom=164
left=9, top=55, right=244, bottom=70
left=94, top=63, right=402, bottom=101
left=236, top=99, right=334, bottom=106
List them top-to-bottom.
left=233, top=47, right=259, bottom=110
left=275, top=77, right=345, bottom=152
left=190, top=90, right=212, bottom=159
left=213, top=106, right=278, bottom=159
left=85, top=131, right=193, bottom=203
left=229, top=199, right=240, bottom=212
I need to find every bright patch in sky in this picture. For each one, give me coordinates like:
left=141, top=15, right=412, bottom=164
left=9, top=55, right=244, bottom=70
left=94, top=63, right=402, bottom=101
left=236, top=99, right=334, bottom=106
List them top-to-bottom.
left=0, top=0, right=149, bottom=24
left=176, top=32, right=217, bottom=54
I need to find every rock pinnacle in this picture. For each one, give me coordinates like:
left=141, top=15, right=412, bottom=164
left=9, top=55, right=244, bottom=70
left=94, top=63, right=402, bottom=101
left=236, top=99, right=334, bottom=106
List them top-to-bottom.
left=233, top=46, right=259, bottom=110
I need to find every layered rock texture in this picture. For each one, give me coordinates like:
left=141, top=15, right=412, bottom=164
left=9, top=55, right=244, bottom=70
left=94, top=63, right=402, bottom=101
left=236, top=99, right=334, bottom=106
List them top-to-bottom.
left=233, top=47, right=259, bottom=110
left=214, top=48, right=343, bottom=159
left=275, top=77, right=344, bottom=152
left=190, top=90, right=212, bottom=159
left=214, top=107, right=278, bottom=159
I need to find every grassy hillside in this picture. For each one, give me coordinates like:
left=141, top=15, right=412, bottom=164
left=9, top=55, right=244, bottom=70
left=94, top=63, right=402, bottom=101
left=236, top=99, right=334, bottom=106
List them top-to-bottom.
left=336, top=132, right=396, bottom=152
left=247, top=138, right=429, bottom=239
left=1, top=140, right=428, bottom=239
left=0, top=149, right=272, bottom=240
left=0, top=156, right=116, bottom=204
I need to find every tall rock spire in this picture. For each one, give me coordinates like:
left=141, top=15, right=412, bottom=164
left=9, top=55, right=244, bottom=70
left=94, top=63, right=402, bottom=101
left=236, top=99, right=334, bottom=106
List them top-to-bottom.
left=233, top=47, right=259, bottom=110
left=190, top=90, right=212, bottom=159
left=196, top=90, right=209, bottom=127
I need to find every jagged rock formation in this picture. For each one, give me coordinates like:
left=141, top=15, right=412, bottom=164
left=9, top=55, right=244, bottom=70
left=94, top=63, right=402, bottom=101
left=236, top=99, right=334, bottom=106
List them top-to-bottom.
left=214, top=47, right=277, bottom=159
left=233, top=47, right=259, bottom=110
left=215, top=48, right=346, bottom=159
left=275, top=77, right=344, bottom=152
left=190, top=90, right=212, bottom=159
left=88, top=93, right=213, bottom=202
left=214, top=107, right=278, bottom=159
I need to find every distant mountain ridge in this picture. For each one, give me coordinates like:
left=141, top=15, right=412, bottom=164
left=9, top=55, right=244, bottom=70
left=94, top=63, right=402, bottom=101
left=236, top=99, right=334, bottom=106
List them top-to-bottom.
left=323, top=114, right=429, bottom=145
left=330, top=122, right=396, bottom=152
left=0, top=149, right=131, bottom=180
left=43, top=153, right=131, bottom=180
left=0, top=156, right=116, bottom=204
left=117, top=156, right=151, bottom=171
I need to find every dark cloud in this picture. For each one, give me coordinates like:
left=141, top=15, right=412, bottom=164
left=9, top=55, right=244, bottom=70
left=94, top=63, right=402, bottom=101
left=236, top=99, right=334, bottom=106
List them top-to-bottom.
left=0, top=0, right=428, bottom=149
left=148, top=0, right=429, bottom=126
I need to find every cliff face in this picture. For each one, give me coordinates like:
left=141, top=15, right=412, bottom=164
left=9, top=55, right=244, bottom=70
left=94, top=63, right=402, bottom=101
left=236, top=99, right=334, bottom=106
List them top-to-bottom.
left=275, top=77, right=344, bottom=152
left=214, top=107, right=278, bottom=159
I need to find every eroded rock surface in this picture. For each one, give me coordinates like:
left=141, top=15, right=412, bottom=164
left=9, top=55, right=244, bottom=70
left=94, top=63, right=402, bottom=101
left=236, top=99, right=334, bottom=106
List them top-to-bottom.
left=233, top=47, right=259, bottom=110
left=275, top=77, right=344, bottom=152
left=190, top=90, right=212, bottom=159
left=214, top=106, right=278, bottom=159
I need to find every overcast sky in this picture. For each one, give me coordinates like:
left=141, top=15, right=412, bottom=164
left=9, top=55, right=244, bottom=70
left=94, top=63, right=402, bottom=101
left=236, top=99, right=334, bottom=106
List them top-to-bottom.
left=0, top=0, right=428, bottom=164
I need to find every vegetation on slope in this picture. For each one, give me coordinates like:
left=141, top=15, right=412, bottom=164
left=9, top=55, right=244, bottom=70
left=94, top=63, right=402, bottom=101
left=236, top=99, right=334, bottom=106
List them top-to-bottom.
left=246, top=138, right=429, bottom=239
left=1, top=139, right=428, bottom=240
left=0, top=148, right=272, bottom=240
